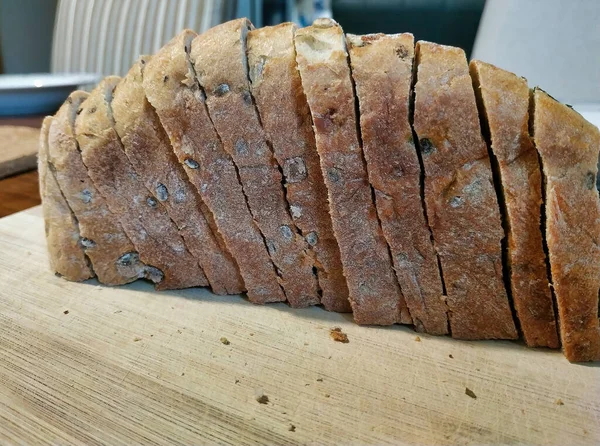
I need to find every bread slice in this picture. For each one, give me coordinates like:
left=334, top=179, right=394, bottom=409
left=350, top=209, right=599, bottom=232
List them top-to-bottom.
left=191, top=19, right=319, bottom=308
left=295, top=19, right=411, bottom=325
left=247, top=23, right=351, bottom=312
left=142, top=30, right=285, bottom=304
left=347, top=33, right=448, bottom=334
left=412, top=42, right=517, bottom=339
left=111, top=57, right=244, bottom=295
left=470, top=61, right=559, bottom=348
left=76, top=77, right=207, bottom=290
left=533, top=88, right=600, bottom=362
left=47, top=91, right=149, bottom=285
left=38, top=116, right=94, bottom=282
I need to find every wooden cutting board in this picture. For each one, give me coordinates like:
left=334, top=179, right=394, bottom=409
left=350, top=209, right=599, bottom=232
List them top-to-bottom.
left=0, top=125, right=40, bottom=179
left=0, top=206, right=598, bottom=445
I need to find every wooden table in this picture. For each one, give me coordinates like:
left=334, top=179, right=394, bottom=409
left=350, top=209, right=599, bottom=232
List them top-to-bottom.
left=0, top=116, right=43, bottom=218
left=0, top=206, right=598, bottom=445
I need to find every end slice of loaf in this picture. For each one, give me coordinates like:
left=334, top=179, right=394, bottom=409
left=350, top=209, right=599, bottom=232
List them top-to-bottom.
left=191, top=19, right=319, bottom=307
left=295, top=19, right=411, bottom=325
left=247, top=22, right=351, bottom=312
left=142, top=30, right=285, bottom=304
left=347, top=32, right=448, bottom=334
left=413, top=42, right=517, bottom=339
left=112, top=57, right=244, bottom=295
left=470, top=61, right=559, bottom=348
left=76, top=77, right=207, bottom=290
left=533, top=88, right=600, bottom=362
left=48, top=91, right=149, bottom=285
left=39, top=116, right=94, bottom=281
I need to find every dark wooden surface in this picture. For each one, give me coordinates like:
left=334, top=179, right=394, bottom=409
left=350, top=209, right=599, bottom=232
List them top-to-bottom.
left=0, top=116, right=44, bottom=218
left=0, top=170, right=40, bottom=218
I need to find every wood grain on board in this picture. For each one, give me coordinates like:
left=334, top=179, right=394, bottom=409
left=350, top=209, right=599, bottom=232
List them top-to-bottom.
left=0, top=207, right=598, bottom=445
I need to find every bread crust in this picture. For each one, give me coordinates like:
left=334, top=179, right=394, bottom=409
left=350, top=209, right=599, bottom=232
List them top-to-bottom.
left=191, top=19, right=319, bottom=307
left=295, top=19, right=411, bottom=325
left=247, top=23, right=351, bottom=312
left=142, top=30, right=285, bottom=303
left=347, top=32, right=448, bottom=334
left=413, top=42, right=517, bottom=339
left=112, top=58, right=244, bottom=295
left=470, top=61, right=559, bottom=348
left=76, top=77, right=207, bottom=290
left=533, top=88, right=600, bottom=362
left=48, top=91, right=149, bottom=285
left=39, top=116, right=94, bottom=282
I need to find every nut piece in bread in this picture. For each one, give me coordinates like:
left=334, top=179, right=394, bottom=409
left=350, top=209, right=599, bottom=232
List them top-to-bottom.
left=295, top=18, right=411, bottom=325
left=191, top=19, right=319, bottom=307
left=247, top=22, right=351, bottom=312
left=142, top=30, right=285, bottom=303
left=347, top=32, right=449, bottom=334
left=413, top=41, right=517, bottom=340
left=112, top=57, right=244, bottom=295
left=470, top=61, right=559, bottom=348
left=76, top=77, right=207, bottom=290
left=533, top=88, right=600, bottom=362
left=48, top=91, right=149, bottom=285
left=39, top=116, right=94, bottom=282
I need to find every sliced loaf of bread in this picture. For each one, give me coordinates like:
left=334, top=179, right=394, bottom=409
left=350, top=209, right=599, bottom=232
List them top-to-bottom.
left=191, top=19, right=319, bottom=307
left=295, top=19, right=411, bottom=325
left=247, top=23, right=351, bottom=312
left=142, top=30, right=285, bottom=303
left=347, top=33, right=448, bottom=334
left=413, top=42, right=517, bottom=339
left=112, top=57, right=244, bottom=295
left=470, top=61, right=559, bottom=348
left=76, top=77, right=207, bottom=290
left=533, top=88, right=600, bottom=362
left=48, top=91, right=149, bottom=285
left=39, top=116, right=94, bottom=282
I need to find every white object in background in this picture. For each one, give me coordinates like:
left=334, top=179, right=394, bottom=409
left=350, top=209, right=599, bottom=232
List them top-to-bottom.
left=51, top=0, right=231, bottom=78
left=293, top=0, right=333, bottom=27
left=472, top=0, right=600, bottom=104
left=0, top=73, right=100, bottom=116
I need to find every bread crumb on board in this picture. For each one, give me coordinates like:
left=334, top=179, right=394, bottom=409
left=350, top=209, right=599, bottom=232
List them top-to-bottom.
left=63, top=310, right=69, bottom=315
left=330, top=327, right=349, bottom=343
left=133, top=336, right=142, bottom=342
left=415, top=336, right=421, bottom=342
left=220, top=337, right=230, bottom=345
left=465, top=387, right=477, bottom=399
left=255, top=389, right=269, bottom=404
left=555, top=399, right=564, bottom=406
left=288, top=424, right=296, bottom=432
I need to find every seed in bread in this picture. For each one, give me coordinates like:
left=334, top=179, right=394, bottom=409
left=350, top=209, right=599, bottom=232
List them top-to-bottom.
left=295, top=18, right=411, bottom=325
left=191, top=19, right=319, bottom=307
left=247, top=23, right=351, bottom=312
left=142, top=30, right=285, bottom=303
left=347, top=32, right=449, bottom=334
left=412, top=41, right=517, bottom=340
left=112, top=57, right=244, bottom=295
left=470, top=61, right=559, bottom=348
left=76, top=77, right=207, bottom=290
left=533, top=88, right=600, bottom=362
left=47, top=91, right=149, bottom=285
left=39, top=116, right=94, bottom=282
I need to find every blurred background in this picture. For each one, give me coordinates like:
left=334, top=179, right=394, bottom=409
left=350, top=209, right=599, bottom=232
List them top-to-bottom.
left=0, top=0, right=598, bottom=217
